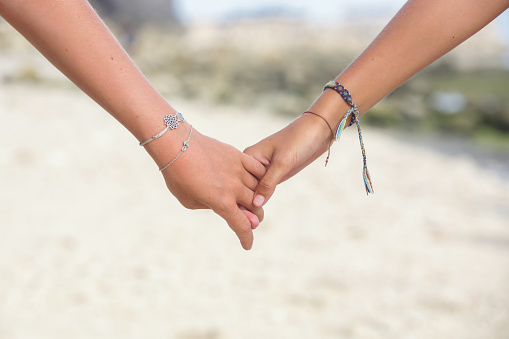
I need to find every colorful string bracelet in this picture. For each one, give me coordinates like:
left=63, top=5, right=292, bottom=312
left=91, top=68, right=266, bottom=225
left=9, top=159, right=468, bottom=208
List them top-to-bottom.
left=323, top=81, right=374, bottom=195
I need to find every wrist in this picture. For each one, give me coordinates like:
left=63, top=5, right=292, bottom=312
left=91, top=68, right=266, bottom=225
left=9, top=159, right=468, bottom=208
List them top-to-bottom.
left=308, top=89, right=353, bottom=131
left=129, top=101, right=179, bottom=143
left=302, top=111, right=334, bottom=143
left=296, top=113, right=333, bottom=153
left=143, top=121, right=194, bottom=169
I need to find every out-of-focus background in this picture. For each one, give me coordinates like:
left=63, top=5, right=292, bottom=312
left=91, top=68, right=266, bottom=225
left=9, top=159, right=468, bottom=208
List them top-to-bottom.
left=0, top=1, right=508, bottom=338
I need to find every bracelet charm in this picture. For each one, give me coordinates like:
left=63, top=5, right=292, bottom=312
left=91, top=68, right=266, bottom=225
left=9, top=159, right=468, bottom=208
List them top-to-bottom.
left=139, top=112, right=185, bottom=147
left=164, top=112, right=184, bottom=130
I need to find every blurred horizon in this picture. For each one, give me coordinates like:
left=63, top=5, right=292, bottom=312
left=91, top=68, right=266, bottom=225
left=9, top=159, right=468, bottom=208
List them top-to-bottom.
left=174, top=0, right=406, bottom=23
left=175, top=0, right=509, bottom=43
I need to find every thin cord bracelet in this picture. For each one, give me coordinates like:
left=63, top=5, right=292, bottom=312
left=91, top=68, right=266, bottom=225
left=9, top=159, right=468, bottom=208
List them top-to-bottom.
left=323, top=81, right=374, bottom=195
left=303, top=111, right=335, bottom=166
left=139, top=112, right=185, bottom=147
left=159, top=125, right=193, bottom=172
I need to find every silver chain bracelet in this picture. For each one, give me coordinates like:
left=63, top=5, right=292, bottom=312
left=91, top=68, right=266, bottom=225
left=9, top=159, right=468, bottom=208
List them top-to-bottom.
left=159, top=125, right=193, bottom=172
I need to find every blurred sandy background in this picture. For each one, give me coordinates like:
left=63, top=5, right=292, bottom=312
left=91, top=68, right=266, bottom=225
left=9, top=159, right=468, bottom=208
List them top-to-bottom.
left=1, top=3, right=509, bottom=339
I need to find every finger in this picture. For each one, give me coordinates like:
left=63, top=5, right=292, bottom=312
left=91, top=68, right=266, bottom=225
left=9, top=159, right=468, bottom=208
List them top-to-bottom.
left=244, top=143, right=272, bottom=163
left=244, top=146, right=271, bottom=166
left=241, top=153, right=267, bottom=180
left=252, top=160, right=288, bottom=207
left=242, top=171, right=259, bottom=191
left=239, top=186, right=265, bottom=223
left=217, top=205, right=255, bottom=250
left=239, top=205, right=260, bottom=229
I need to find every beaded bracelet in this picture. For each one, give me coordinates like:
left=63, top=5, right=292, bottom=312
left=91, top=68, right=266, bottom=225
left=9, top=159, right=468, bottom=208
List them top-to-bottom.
left=323, top=81, right=374, bottom=195
left=139, top=112, right=185, bottom=147
left=159, top=125, right=193, bottom=172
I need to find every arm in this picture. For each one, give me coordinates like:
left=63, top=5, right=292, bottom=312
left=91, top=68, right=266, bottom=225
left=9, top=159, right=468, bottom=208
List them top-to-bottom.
left=0, top=0, right=265, bottom=250
left=245, top=0, right=509, bottom=206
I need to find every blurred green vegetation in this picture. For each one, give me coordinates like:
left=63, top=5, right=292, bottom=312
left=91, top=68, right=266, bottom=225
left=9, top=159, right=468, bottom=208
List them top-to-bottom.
left=132, top=27, right=509, bottom=149
left=133, top=28, right=350, bottom=115
left=376, top=67, right=509, bottom=148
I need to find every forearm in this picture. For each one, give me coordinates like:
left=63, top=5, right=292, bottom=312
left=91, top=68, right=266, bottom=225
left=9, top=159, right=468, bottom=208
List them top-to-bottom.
left=0, top=0, right=178, bottom=154
left=1, top=0, right=267, bottom=247
left=244, top=0, right=509, bottom=202
left=312, top=0, right=509, bottom=126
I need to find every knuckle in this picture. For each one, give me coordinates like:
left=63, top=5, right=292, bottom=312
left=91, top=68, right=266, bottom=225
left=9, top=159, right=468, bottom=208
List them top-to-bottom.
left=254, top=161, right=266, bottom=175
left=258, top=178, right=274, bottom=192
left=229, top=180, right=243, bottom=193
left=215, top=197, right=236, bottom=214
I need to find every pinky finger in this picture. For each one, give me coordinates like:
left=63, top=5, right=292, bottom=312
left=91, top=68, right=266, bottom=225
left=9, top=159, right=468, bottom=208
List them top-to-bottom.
left=239, top=205, right=260, bottom=229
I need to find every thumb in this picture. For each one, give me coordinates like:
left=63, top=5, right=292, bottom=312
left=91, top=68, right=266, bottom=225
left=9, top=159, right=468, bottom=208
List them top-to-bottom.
left=252, top=162, right=287, bottom=207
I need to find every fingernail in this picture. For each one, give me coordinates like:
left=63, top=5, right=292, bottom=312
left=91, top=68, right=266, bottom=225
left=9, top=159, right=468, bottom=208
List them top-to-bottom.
left=253, top=195, right=265, bottom=207
left=251, top=216, right=259, bottom=229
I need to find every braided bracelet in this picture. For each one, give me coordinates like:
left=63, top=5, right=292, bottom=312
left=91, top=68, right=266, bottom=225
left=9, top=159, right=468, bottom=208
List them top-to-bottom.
left=323, top=81, right=374, bottom=195
left=139, top=112, right=184, bottom=147
left=159, top=125, right=193, bottom=172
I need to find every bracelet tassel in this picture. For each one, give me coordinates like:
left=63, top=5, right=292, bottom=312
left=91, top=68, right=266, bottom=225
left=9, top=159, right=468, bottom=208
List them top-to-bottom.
left=324, top=81, right=374, bottom=195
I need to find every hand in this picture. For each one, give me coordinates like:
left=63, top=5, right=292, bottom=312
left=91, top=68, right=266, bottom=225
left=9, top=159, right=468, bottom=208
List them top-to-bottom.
left=244, top=113, right=333, bottom=207
left=161, top=127, right=266, bottom=250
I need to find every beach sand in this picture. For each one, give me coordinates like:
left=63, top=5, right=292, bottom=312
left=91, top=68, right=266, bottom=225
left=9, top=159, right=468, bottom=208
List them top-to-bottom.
left=1, top=18, right=509, bottom=336
left=0, top=79, right=508, bottom=339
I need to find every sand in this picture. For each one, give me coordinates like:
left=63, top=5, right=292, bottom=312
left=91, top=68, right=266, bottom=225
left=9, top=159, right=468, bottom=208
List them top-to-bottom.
left=1, top=38, right=509, bottom=338
left=0, top=80, right=508, bottom=339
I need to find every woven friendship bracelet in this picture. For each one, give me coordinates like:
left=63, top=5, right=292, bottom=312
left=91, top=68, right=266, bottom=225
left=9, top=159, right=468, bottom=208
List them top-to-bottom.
left=323, top=81, right=374, bottom=195
left=323, top=81, right=357, bottom=126
left=139, top=112, right=185, bottom=147
left=159, top=125, right=193, bottom=172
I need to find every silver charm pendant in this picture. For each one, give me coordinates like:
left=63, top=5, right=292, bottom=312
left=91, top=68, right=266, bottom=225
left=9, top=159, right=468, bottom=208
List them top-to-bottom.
left=164, top=112, right=184, bottom=130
